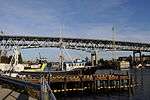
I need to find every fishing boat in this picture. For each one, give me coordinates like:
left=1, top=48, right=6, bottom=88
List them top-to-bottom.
left=43, top=36, right=98, bottom=75
left=21, top=58, right=97, bottom=76
left=50, top=59, right=97, bottom=75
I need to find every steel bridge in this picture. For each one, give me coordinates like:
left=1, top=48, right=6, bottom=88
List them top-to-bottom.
left=0, top=35, right=150, bottom=52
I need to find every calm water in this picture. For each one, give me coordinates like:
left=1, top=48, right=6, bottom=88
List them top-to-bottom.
left=56, top=69, right=150, bottom=100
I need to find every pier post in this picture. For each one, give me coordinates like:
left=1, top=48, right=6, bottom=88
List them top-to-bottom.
left=125, top=71, right=129, bottom=89
left=48, top=72, right=50, bottom=85
left=128, top=73, right=132, bottom=96
left=106, top=74, right=110, bottom=95
left=119, top=74, right=121, bottom=92
left=80, top=75, right=84, bottom=93
left=92, top=75, right=96, bottom=93
left=64, top=76, right=67, bottom=94
left=99, top=79, right=102, bottom=90
left=95, top=80, right=98, bottom=93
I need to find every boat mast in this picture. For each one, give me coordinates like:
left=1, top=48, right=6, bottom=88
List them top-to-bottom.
left=60, top=39, right=64, bottom=71
left=9, top=47, right=20, bottom=75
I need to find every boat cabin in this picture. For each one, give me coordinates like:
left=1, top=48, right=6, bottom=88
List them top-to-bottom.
left=63, top=59, right=86, bottom=71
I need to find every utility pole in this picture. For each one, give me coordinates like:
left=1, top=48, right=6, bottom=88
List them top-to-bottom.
left=59, top=24, right=64, bottom=71
left=112, top=25, right=117, bottom=61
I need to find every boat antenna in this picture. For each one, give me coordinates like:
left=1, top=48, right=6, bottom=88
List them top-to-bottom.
left=39, top=52, right=41, bottom=59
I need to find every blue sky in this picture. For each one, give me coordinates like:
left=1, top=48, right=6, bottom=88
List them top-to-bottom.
left=0, top=0, right=150, bottom=60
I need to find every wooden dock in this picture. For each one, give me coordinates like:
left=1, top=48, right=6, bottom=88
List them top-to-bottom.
left=0, top=71, right=135, bottom=99
left=19, top=72, right=135, bottom=94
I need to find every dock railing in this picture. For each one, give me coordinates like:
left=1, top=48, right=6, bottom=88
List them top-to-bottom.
left=40, top=76, right=56, bottom=100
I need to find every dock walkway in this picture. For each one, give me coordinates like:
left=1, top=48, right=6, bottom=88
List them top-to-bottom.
left=0, top=85, right=36, bottom=100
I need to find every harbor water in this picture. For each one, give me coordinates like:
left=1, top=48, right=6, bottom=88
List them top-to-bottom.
left=57, top=69, right=150, bottom=100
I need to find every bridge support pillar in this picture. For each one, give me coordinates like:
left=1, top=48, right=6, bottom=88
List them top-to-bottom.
left=91, top=51, right=98, bottom=66
left=133, top=51, right=142, bottom=67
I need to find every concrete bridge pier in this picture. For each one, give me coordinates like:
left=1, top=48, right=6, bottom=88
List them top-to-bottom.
left=133, top=50, right=142, bottom=67
left=91, top=51, right=98, bottom=66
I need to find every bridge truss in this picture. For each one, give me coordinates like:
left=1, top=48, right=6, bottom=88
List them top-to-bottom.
left=0, top=35, right=150, bottom=52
